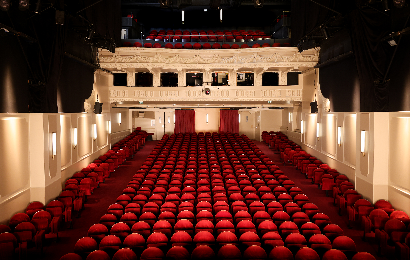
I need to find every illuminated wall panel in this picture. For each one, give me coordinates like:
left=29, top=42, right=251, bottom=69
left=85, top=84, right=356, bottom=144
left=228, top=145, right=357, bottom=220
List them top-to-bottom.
left=390, top=116, right=410, bottom=191
left=0, top=117, right=29, bottom=197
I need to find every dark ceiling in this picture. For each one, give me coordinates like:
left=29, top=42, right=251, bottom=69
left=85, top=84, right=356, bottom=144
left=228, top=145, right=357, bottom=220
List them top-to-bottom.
left=121, top=0, right=292, bottom=33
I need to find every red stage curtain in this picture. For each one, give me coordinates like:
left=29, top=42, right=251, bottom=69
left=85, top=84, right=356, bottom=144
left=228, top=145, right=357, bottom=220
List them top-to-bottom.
left=219, top=109, right=239, bottom=133
left=174, top=110, right=195, bottom=134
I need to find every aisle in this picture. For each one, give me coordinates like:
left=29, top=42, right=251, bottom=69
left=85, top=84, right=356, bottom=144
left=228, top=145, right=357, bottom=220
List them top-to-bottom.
left=35, top=141, right=158, bottom=260
left=254, top=141, right=387, bottom=260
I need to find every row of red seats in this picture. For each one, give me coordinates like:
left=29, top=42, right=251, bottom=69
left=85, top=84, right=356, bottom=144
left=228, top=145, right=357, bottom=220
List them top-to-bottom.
left=148, top=29, right=267, bottom=37
left=146, top=35, right=271, bottom=42
left=124, top=42, right=291, bottom=49
left=0, top=129, right=147, bottom=260
left=264, top=131, right=410, bottom=259
left=61, top=132, right=376, bottom=260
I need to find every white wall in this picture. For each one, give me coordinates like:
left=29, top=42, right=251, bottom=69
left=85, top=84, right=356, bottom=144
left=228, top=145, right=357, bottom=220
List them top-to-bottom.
left=287, top=109, right=410, bottom=216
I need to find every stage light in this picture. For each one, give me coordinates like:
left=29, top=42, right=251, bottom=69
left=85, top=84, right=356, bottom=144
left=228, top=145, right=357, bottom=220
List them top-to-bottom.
left=0, top=0, right=11, bottom=11
left=19, top=0, right=29, bottom=11
left=35, top=0, right=40, bottom=13
left=254, top=0, right=263, bottom=8
left=383, top=0, right=389, bottom=11
left=182, top=10, right=184, bottom=24
left=321, top=27, right=329, bottom=40
left=118, top=113, right=121, bottom=125
left=206, top=114, right=209, bottom=124
left=317, top=123, right=320, bottom=140
left=73, top=128, right=78, bottom=148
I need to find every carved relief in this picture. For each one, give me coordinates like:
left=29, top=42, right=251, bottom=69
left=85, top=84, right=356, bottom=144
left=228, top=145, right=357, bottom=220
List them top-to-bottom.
left=84, top=90, right=96, bottom=113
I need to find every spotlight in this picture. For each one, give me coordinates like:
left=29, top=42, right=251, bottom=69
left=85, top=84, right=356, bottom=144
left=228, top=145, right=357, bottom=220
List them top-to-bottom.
left=0, top=0, right=11, bottom=11
left=19, top=0, right=29, bottom=11
left=35, top=0, right=40, bottom=13
left=160, top=0, right=170, bottom=8
left=254, top=0, right=263, bottom=8
left=383, top=0, right=389, bottom=11
left=55, top=10, right=64, bottom=25
left=321, top=27, right=329, bottom=40
left=388, top=38, right=397, bottom=46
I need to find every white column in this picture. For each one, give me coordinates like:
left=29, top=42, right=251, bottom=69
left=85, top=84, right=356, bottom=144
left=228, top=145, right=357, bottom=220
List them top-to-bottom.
left=178, top=69, right=186, bottom=87
left=229, top=69, right=237, bottom=86
left=127, top=71, right=135, bottom=87
left=279, top=71, right=288, bottom=85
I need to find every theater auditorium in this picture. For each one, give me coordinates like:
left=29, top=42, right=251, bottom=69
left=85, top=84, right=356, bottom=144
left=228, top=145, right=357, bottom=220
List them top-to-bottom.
left=0, top=0, right=409, bottom=259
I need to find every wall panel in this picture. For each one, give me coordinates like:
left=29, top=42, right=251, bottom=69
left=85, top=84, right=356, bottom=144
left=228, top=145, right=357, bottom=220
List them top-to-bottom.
left=195, top=108, right=220, bottom=133
left=306, top=114, right=317, bottom=147
left=322, top=114, right=336, bottom=156
left=344, top=114, right=356, bottom=167
left=60, top=115, right=72, bottom=168
left=390, top=116, right=410, bottom=192
left=0, top=117, right=30, bottom=198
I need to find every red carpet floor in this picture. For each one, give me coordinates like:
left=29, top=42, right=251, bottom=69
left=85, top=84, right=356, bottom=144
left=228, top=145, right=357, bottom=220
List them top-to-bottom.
left=31, top=141, right=158, bottom=260
left=254, top=141, right=389, bottom=260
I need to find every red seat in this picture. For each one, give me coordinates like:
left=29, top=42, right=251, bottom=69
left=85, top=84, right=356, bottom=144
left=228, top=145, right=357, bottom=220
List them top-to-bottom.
left=74, top=237, right=98, bottom=258
left=243, top=245, right=267, bottom=260
left=294, top=247, right=320, bottom=260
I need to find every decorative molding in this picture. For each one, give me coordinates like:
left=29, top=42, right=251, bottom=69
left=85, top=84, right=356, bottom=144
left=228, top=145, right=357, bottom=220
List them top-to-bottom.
left=99, top=48, right=318, bottom=71
left=109, top=86, right=302, bottom=103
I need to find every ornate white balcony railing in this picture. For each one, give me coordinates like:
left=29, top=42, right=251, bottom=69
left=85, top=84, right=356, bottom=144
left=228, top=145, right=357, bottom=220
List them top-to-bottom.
left=109, top=85, right=302, bottom=103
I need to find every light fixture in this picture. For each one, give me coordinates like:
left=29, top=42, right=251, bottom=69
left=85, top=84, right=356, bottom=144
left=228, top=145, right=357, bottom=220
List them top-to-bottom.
left=0, top=0, right=11, bottom=11
left=35, top=0, right=41, bottom=13
left=254, top=0, right=263, bottom=8
left=383, top=0, right=389, bottom=11
left=220, top=9, right=222, bottom=23
left=182, top=10, right=185, bottom=24
left=118, top=113, right=121, bottom=125
left=289, top=113, right=293, bottom=123
left=173, top=114, right=175, bottom=123
left=206, top=114, right=209, bottom=124
left=239, top=114, right=241, bottom=123
left=159, top=116, right=161, bottom=124
left=168, top=116, right=170, bottom=124
left=301, top=120, right=304, bottom=134
left=108, top=121, right=111, bottom=134
left=316, top=123, right=320, bottom=140
left=93, top=124, right=97, bottom=140
left=337, top=126, right=342, bottom=146
left=73, top=128, right=78, bottom=148
left=361, top=130, right=366, bottom=156
left=52, top=132, right=57, bottom=159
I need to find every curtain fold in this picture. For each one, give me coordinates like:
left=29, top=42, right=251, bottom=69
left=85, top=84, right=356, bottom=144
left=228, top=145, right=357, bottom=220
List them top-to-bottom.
left=174, top=110, right=195, bottom=134
left=219, top=110, right=239, bottom=133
